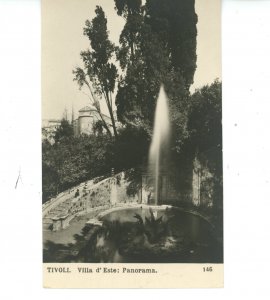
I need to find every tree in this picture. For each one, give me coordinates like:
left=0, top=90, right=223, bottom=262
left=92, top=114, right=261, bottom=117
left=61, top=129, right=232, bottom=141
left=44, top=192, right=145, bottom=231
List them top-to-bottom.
left=114, top=0, right=143, bottom=67
left=115, top=0, right=197, bottom=136
left=145, top=0, right=198, bottom=87
left=73, top=6, right=118, bottom=138
left=115, top=8, right=173, bottom=128
left=187, top=80, right=222, bottom=208
left=187, top=80, right=222, bottom=153
left=54, top=119, right=73, bottom=143
left=92, top=119, right=105, bottom=136
left=114, top=125, right=150, bottom=170
left=42, top=134, right=114, bottom=203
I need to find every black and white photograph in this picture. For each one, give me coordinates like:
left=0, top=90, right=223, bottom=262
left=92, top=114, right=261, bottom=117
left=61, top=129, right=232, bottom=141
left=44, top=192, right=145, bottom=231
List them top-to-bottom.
left=3, top=0, right=270, bottom=295
left=42, top=0, right=222, bottom=286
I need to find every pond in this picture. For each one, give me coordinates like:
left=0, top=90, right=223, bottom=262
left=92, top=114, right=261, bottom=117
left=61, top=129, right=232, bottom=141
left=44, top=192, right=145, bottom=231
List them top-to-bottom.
left=43, top=206, right=223, bottom=263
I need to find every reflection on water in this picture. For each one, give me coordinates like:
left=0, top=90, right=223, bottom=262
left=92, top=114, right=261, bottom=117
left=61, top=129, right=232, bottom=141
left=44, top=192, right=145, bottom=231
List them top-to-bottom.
left=43, top=207, right=223, bottom=263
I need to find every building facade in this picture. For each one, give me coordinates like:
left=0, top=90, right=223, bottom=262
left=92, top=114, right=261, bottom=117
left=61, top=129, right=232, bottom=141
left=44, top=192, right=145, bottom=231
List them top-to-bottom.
left=42, top=106, right=115, bottom=143
left=73, top=106, right=112, bottom=137
left=42, top=119, right=61, bottom=144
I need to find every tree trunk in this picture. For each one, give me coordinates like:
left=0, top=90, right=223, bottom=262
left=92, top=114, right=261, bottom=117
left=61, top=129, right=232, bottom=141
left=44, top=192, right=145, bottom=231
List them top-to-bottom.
left=106, top=91, right=118, bottom=138
left=97, top=110, right=112, bottom=137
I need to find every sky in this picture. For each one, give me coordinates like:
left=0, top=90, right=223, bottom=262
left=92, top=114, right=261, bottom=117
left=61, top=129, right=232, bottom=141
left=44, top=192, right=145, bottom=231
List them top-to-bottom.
left=42, top=0, right=221, bottom=120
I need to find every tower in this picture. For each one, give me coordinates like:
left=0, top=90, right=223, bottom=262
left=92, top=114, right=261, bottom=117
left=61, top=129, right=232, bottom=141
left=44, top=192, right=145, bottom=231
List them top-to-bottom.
left=78, top=106, right=93, bottom=135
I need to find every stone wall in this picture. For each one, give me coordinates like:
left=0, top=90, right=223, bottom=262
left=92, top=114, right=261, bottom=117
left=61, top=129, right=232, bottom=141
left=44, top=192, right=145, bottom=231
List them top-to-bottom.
left=140, top=155, right=217, bottom=209
left=192, top=155, right=215, bottom=207
left=43, top=173, right=139, bottom=231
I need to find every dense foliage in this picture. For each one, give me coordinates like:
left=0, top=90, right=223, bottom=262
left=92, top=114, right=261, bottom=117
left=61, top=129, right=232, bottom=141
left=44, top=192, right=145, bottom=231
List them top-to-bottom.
left=115, top=0, right=197, bottom=131
left=43, top=1, right=222, bottom=207
left=187, top=80, right=222, bottom=208
left=54, top=119, right=73, bottom=143
left=42, top=122, right=150, bottom=203
left=42, top=133, right=114, bottom=203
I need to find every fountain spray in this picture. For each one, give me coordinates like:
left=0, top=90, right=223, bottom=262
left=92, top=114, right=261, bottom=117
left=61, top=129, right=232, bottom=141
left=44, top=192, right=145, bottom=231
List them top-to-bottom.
left=149, top=85, right=170, bottom=205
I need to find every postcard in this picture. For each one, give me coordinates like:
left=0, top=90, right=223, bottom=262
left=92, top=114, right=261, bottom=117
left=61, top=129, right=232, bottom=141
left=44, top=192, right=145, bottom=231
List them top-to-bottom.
left=42, top=0, right=223, bottom=288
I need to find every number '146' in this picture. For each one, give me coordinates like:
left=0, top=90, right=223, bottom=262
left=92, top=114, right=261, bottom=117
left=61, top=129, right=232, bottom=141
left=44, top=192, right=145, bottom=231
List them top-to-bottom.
left=203, top=267, right=213, bottom=272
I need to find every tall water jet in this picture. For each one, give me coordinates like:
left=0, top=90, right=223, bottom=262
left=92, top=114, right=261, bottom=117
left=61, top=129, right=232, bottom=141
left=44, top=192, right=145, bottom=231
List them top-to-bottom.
left=148, top=85, right=170, bottom=205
